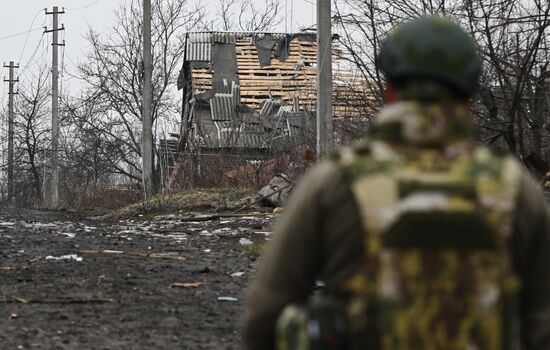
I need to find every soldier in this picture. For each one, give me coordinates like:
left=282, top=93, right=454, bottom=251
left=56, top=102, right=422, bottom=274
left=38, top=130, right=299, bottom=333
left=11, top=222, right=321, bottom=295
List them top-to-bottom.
left=244, top=16, right=550, bottom=350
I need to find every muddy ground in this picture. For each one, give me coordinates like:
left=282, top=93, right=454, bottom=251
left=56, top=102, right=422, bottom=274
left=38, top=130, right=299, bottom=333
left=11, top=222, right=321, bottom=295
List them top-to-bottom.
left=0, top=207, right=274, bottom=349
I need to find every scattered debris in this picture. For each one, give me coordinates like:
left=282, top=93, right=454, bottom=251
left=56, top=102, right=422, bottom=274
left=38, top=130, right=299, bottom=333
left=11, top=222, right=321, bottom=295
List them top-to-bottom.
left=257, top=174, right=293, bottom=207
left=0, top=205, right=278, bottom=348
left=273, top=207, right=284, bottom=214
left=181, top=212, right=273, bottom=222
left=22, top=222, right=57, bottom=228
left=213, top=227, right=232, bottom=235
left=116, top=230, right=137, bottom=235
left=255, top=231, right=272, bottom=236
left=239, top=238, right=253, bottom=246
left=79, top=250, right=186, bottom=261
left=103, top=250, right=124, bottom=254
left=45, top=254, right=83, bottom=262
left=0, top=266, right=16, bottom=270
left=315, top=280, right=326, bottom=289
left=170, top=282, right=203, bottom=289
left=2, top=294, right=28, bottom=304
left=217, top=296, right=238, bottom=302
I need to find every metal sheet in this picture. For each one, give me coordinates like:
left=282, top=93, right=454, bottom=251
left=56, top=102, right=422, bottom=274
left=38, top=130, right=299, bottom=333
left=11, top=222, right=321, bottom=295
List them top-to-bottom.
left=186, top=31, right=315, bottom=63
left=189, top=31, right=303, bottom=41
left=188, top=32, right=212, bottom=43
left=212, top=32, right=236, bottom=43
left=187, top=42, right=211, bottom=62
left=232, top=83, right=240, bottom=106
left=210, top=94, right=236, bottom=121
left=259, top=100, right=276, bottom=117
left=286, top=113, right=308, bottom=127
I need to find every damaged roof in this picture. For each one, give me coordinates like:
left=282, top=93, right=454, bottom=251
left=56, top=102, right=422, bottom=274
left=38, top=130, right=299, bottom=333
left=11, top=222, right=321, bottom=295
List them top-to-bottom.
left=179, top=30, right=365, bottom=150
left=181, top=30, right=364, bottom=117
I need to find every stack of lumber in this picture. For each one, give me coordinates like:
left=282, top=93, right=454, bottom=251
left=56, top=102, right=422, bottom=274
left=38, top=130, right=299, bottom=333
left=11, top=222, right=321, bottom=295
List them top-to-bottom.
left=190, top=37, right=369, bottom=118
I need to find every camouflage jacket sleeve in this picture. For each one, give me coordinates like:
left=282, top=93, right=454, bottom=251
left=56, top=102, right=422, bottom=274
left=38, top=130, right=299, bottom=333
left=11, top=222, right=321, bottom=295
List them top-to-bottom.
left=243, top=160, right=364, bottom=350
left=512, top=170, right=550, bottom=349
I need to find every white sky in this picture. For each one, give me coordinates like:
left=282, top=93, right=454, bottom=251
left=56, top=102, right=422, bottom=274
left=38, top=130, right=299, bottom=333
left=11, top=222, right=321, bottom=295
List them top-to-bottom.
left=0, top=0, right=314, bottom=106
left=0, top=0, right=120, bottom=105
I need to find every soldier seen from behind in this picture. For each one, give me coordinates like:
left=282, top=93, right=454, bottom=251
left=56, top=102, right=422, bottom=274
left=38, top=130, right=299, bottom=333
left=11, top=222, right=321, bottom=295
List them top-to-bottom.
left=244, top=16, right=550, bottom=350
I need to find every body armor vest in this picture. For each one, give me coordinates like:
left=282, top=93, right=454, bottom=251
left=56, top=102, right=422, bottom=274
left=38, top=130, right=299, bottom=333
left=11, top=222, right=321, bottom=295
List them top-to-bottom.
left=339, top=140, right=522, bottom=350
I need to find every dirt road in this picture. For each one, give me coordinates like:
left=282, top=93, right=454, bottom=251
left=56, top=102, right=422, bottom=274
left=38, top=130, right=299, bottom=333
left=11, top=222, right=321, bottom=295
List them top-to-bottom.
left=0, top=208, right=274, bottom=349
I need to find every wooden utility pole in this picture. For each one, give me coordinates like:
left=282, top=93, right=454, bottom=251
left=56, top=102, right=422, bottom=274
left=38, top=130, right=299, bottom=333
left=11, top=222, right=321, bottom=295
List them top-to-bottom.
left=142, top=0, right=154, bottom=199
left=316, top=0, right=333, bottom=159
left=45, top=6, right=65, bottom=207
left=4, top=61, right=18, bottom=204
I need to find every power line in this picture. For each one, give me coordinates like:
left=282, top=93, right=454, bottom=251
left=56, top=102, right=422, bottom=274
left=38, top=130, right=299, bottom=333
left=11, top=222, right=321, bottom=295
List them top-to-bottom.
left=66, top=0, right=101, bottom=11
left=18, top=9, right=47, bottom=64
left=18, top=12, right=52, bottom=79
left=0, top=27, right=44, bottom=42
left=60, top=31, right=66, bottom=94
left=19, top=33, right=47, bottom=77
left=0, top=66, right=6, bottom=113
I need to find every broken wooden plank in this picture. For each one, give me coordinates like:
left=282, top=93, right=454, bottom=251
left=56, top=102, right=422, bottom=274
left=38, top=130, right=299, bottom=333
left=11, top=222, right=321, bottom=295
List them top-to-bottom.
left=177, top=212, right=272, bottom=223
left=79, top=250, right=186, bottom=261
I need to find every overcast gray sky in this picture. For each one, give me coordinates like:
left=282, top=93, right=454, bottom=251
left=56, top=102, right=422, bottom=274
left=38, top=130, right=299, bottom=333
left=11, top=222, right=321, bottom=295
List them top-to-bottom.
left=0, top=0, right=314, bottom=105
left=0, top=0, right=120, bottom=103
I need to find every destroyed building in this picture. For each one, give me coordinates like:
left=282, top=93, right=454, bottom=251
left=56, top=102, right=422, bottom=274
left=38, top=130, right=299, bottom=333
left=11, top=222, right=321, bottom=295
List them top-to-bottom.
left=162, top=31, right=365, bottom=189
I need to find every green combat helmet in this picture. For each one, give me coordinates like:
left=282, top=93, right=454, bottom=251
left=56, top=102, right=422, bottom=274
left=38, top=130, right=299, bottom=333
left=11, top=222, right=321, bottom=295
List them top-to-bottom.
left=378, top=16, right=481, bottom=99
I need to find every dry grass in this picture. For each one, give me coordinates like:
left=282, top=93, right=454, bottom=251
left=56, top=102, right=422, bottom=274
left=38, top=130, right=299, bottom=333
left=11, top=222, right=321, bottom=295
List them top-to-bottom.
left=113, top=187, right=257, bottom=219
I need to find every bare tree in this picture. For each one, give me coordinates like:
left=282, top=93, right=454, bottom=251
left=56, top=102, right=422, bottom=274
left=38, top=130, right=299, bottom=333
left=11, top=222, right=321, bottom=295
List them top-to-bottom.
left=75, top=0, right=204, bottom=190
left=214, top=0, right=283, bottom=32
left=333, top=0, right=550, bottom=163
left=466, top=0, right=550, bottom=157
left=13, top=67, right=51, bottom=204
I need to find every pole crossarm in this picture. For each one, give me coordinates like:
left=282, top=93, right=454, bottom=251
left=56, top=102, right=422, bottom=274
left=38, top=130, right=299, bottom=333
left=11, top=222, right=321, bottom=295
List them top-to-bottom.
left=45, top=8, right=65, bottom=15
left=43, top=25, right=65, bottom=34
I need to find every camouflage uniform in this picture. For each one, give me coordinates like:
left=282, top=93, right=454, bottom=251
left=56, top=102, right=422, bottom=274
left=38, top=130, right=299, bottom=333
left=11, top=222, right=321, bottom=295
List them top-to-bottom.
left=244, top=16, right=550, bottom=350
left=244, top=101, right=550, bottom=350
